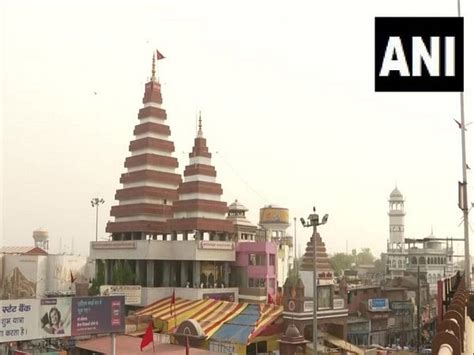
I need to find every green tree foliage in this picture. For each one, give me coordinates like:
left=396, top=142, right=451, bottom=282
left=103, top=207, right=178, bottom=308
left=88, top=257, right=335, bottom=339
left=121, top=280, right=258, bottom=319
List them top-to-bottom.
left=329, top=248, right=378, bottom=276
left=357, top=248, right=375, bottom=265
left=329, top=253, right=355, bottom=275
left=287, top=258, right=302, bottom=285
left=112, top=260, right=135, bottom=285
left=89, top=261, right=105, bottom=296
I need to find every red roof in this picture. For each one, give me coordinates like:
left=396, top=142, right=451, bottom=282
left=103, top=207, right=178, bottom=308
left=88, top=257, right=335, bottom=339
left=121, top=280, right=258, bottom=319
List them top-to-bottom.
left=0, top=246, right=47, bottom=255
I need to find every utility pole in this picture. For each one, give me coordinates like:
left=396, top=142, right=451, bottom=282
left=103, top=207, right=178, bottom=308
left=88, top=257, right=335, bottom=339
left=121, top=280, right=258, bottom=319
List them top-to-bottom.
left=457, top=0, right=471, bottom=291
left=91, top=197, right=105, bottom=242
left=301, top=207, right=329, bottom=354
left=294, top=217, right=297, bottom=274
left=417, top=265, right=421, bottom=353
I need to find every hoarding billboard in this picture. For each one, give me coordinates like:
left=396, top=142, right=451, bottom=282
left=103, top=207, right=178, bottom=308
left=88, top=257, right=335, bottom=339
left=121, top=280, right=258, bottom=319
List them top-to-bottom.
left=100, top=285, right=141, bottom=305
left=71, top=296, right=125, bottom=336
left=38, top=298, right=72, bottom=337
left=0, top=299, right=38, bottom=342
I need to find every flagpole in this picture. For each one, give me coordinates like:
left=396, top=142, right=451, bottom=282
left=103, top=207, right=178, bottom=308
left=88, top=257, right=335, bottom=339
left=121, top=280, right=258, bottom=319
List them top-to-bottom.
left=111, top=333, right=116, bottom=355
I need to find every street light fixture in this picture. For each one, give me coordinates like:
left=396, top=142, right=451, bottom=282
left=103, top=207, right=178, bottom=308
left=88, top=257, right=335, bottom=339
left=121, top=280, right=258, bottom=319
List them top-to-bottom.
left=91, top=198, right=105, bottom=242
left=301, top=206, right=329, bottom=354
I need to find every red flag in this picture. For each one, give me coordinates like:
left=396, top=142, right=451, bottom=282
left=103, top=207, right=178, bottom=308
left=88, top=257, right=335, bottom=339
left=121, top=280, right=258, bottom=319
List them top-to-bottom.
left=156, top=50, right=165, bottom=60
left=170, top=289, right=175, bottom=315
left=267, top=293, right=274, bottom=305
left=140, top=321, right=154, bottom=351
left=186, top=335, right=190, bottom=355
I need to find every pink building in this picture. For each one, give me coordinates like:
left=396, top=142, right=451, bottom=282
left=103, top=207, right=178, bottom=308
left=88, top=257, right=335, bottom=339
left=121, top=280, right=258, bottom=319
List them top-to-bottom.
left=233, top=242, right=277, bottom=303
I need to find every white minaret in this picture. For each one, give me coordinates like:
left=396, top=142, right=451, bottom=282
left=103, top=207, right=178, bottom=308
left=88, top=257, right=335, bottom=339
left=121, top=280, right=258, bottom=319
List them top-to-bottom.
left=388, top=187, right=405, bottom=245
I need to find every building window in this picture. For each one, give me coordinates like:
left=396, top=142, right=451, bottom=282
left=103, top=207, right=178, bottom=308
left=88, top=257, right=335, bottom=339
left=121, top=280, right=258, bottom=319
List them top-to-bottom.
left=249, top=254, right=266, bottom=266
left=269, top=255, right=275, bottom=266
left=248, top=278, right=266, bottom=288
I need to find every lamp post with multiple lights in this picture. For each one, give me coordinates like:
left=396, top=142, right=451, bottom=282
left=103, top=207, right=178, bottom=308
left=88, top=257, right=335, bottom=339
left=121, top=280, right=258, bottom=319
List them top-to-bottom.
left=91, top=198, right=105, bottom=242
left=301, top=207, right=328, bottom=354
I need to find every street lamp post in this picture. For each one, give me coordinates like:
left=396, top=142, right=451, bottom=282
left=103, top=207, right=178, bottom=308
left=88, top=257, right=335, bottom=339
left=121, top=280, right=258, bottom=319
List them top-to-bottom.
left=91, top=198, right=105, bottom=242
left=301, top=207, right=329, bottom=354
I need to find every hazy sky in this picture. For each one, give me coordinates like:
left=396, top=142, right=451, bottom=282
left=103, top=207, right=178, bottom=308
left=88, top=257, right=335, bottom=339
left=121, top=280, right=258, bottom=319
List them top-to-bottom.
left=2, top=0, right=473, bottom=259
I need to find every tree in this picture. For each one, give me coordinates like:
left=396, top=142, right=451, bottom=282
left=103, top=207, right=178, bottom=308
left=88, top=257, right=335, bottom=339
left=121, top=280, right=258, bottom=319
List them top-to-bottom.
left=357, top=248, right=375, bottom=265
left=329, top=253, right=355, bottom=276
left=89, top=260, right=105, bottom=296
left=112, top=260, right=135, bottom=285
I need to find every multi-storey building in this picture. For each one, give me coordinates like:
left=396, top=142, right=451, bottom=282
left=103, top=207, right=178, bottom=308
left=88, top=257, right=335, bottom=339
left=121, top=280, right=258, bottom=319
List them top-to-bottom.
left=227, top=200, right=278, bottom=303
left=258, top=205, right=293, bottom=287
left=1, top=229, right=91, bottom=299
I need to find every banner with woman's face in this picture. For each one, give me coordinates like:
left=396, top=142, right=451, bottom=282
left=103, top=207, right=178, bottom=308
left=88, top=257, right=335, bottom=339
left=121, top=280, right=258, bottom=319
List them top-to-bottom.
left=39, top=298, right=72, bottom=337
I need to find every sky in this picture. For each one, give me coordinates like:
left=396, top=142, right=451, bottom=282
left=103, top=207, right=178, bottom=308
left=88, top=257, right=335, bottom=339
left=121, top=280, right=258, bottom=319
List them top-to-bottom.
left=1, top=0, right=473, bottom=260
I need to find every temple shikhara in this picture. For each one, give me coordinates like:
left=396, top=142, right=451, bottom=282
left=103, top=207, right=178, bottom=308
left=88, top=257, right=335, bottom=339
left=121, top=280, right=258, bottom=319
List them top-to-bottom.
left=89, top=53, right=354, bottom=354
left=106, top=55, right=181, bottom=236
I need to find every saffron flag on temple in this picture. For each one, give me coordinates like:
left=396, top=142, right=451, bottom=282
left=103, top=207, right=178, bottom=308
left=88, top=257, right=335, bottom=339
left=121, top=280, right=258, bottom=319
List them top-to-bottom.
left=156, top=50, right=165, bottom=60
left=170, top=289, right=176, bottom=315
left=267, top=293, right=274, bottom=305
left=140, top=321, right=155, bottom=351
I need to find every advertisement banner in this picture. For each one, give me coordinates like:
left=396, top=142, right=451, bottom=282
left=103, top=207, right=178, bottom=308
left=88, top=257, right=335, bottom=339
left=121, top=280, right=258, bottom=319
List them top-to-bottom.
left=1, top=256, right=42, bottom=299
left=100, top=285, right=141, bottom=305
left=71, top=296, right=125, bottom=336
left=38, top=298, right=72, bottom=337
left=0, top=299, right=39, bottom=342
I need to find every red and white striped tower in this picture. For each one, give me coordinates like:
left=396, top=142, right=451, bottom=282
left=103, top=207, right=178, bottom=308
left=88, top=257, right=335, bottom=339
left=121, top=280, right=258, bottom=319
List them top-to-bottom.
left=106, top=52, right=182, bottom=238
left=167, top=114, right=233, bottom=236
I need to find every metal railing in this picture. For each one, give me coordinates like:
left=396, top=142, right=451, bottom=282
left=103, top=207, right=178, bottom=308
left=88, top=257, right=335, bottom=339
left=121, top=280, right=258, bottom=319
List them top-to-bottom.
left=432, top=272, right=469, bottom=355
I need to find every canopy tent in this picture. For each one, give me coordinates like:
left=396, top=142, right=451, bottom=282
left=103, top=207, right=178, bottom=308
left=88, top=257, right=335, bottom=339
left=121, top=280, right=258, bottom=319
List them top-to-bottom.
left=133, top=296, right=283, bottom=345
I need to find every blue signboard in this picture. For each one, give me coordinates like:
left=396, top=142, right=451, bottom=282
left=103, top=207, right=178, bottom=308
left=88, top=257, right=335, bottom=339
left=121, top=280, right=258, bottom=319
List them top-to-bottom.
left=368, top=298, right=389, bottom=311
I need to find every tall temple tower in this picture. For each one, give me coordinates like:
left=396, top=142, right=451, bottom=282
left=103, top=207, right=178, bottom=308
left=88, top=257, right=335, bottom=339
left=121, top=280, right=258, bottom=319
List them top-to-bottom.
left=106, top=54, right=182, bottom=240
left=388, top=186, right=405, bottom=245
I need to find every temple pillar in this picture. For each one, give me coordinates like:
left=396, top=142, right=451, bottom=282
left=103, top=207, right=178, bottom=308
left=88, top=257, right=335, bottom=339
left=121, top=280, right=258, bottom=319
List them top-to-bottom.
left=135, top=260, right=140, bottom=285
left=146, top=260, right=154, bottom=287
left=163, top=261, right=170, bottom=287
left=181, top=261, right=188, bottom=287
left=193, top=261, right=201, bottom=288
left=224, top=262, right=230, bottom=287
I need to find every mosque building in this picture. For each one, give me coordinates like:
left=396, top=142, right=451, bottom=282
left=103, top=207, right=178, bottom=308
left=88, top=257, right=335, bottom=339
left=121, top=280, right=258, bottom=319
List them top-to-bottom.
left=384, top=187, right=455, bottom=294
